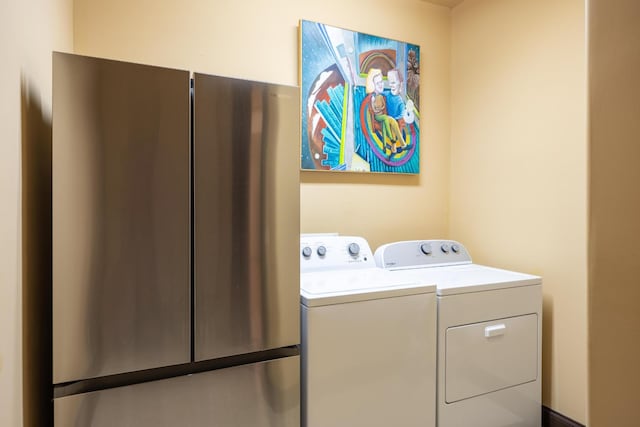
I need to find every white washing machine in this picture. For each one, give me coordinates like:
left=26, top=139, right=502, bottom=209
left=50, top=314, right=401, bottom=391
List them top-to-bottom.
left=300, top=234, right=437, bottom=427
left=374, top=240, right=542, bottom=427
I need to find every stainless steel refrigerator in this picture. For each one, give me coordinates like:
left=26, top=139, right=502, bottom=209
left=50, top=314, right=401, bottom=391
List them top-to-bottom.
left=52, top=52, right=300, bottom=426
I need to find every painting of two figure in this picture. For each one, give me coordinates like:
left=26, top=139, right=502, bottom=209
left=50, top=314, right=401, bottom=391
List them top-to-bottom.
left=300, top=20, right=420, bottom=174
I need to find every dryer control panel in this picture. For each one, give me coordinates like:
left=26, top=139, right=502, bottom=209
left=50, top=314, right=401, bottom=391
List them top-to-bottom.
left=300, top=234, right=376, bottom=273
left=374, top=240, right=472, bottom=270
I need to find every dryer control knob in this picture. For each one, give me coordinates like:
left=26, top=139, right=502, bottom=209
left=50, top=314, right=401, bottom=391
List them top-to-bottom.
left=348, top=242, right=360, bottom=256
left=420, top=243, right=432, bottom=255
left=441, top=243, right=450, bottom=254
left=451, top=244, right=460, bottom=253
left=302, top=246, right=312, bottom=258
left=317, top=246, right=327, bottom=257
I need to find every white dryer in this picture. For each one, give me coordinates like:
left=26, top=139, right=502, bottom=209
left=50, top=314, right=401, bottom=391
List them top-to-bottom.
left=300, top=235, right=437, bottom=427
left=375, top=240, right=542, bottom=427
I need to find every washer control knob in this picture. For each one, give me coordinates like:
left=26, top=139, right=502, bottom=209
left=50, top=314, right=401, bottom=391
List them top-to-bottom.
left=348, top=242, right=360, bottom=256
left=420, top=243, right=432, bottom=255
left=441, top=243, right=450, bottom=254
left=451, top=244, right=460, bottom=254
left=302, top=246, right=312, bottom=258
left=317, top=246, right=327, bottom=257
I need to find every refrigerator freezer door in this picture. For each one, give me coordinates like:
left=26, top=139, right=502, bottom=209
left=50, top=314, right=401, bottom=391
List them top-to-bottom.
left=53, top=53, right=191, bottom=383
left=193, top=74, right=300, bottom=361
left=54, top=356, right=300, bottom=427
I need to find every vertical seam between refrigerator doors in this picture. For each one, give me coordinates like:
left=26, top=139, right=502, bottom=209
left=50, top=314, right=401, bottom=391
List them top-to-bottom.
left=190, top=76, right=195, bottom=363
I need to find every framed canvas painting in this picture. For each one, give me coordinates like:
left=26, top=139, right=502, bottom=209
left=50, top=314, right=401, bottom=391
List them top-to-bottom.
left=300, top=20, right=420, bottom=174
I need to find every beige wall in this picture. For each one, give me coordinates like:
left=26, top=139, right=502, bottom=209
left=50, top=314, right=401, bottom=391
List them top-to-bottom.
left=0, top=0, right=73, bottom=425
left=1, top=0, right=595, bottom=424
left=73, top=0, right=453, bottom=250
left=450, top=0, right=587, bottom=423
left=589, top=0, right=640, bottom=425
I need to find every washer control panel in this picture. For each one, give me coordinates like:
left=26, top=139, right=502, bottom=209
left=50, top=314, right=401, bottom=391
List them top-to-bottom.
left=300, top=235, right=375, bottom=273
left=374, top=240, right=472, bottom=270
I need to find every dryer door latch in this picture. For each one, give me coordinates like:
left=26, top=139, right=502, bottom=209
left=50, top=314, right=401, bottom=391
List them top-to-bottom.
left=484, top=324, right=506, bottom=338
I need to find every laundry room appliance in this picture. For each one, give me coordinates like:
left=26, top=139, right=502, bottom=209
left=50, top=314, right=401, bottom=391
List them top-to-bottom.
left=52, top=53, right=300, bottom=426
left=300, top=235, right=437, bottom=427
left=374, top=240, right=542, bottom=427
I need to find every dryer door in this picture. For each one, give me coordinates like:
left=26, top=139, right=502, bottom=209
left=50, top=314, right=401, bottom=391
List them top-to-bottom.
left=445, top=313, right=538, bottom=403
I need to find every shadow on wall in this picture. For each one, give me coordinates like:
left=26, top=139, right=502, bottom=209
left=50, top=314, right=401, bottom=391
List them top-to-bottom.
left=21, top=75, right=53, bottom=427
left=301, top=170, right=421, bottom=186
left=542, top=293, right=553, bottom=407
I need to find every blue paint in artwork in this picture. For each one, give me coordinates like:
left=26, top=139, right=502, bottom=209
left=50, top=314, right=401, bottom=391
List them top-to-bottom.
left=300, top=20, right=420, bottom=174
left=300, top=21, right=349, bottom=170
left=357, top=33, right=399, bottom=55
left=407, top=43, right=420, bottom=63
left=315, top=84, right=346, bottom=170
left=353, top=86, right=420, bottom=174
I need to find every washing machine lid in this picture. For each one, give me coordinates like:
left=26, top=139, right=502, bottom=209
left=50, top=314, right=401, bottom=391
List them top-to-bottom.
left=386, top=264, right=541, bottom=296
left=300, top=268, right=436, bottom=307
